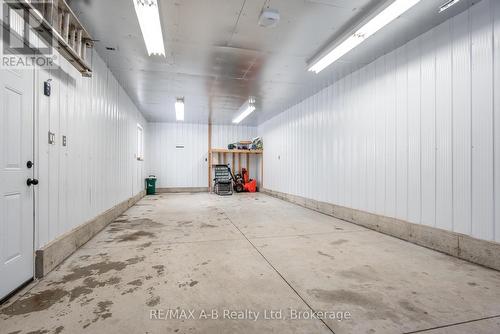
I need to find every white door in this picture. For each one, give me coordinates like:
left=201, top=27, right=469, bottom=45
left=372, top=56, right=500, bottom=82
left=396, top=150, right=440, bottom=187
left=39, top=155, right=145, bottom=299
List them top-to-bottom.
left=0, top=65, right=35, bottom=300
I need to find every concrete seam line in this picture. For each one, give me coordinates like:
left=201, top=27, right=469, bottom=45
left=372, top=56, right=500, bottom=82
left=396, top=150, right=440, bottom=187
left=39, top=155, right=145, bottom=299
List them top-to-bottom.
left=220, top=208, right=336, bottom=334
left=247, top=229, right=371, bottom=241
left=80, top=237, right=245, bottom=250
left=401, top=314, right=500, bottom=334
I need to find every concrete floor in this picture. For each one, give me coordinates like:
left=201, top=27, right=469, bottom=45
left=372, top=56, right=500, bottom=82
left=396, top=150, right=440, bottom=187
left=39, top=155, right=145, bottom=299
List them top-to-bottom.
left=1, top=193, right=500, bottom=334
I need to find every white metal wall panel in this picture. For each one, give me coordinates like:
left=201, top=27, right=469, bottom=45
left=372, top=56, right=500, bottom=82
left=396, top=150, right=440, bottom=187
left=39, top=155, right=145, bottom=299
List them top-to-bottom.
left=258, top=0, right=499, bottom=242
left=470, top=0, right=495, bottom=240
left=494, top=0, right=500, bottom=242
left=452, top=9, right=472, bottom=235
left=435, top=20, right=454, bottom=231
left=420, top=29, right=436, bottom=228
left=406, top=36, right=422, bottom=224
left=395, top=45, right=408, bottom=221
left=35, top=50, right=147, bottom=249
left=385, top=50, right=397, bottom=218
left=375, top=57, right=386, bottom=215
left=58, top=60, right=69, bottom=237
left=366, top=63, right=377, bottom=214
left=48, top=64, right=61, bottom=240
left=36, top=66, right=50, bottom=247
left=358, top=68, right=368, bottom=211
left=351, top=71, right=359, bottom=209
left=352, top=71, right=361, bottom=209
left=344, top=74, right=353, bottom=208
left=337, top=79, right=346, bottom=207
left=315, top=89, right=323, bottom=202
left=306, top=96, right=313, bottom=200
left=305, top=97, right=312, bottom=200
left=305, top=98, right=312, bottom=200
left=288, top=104, right=296, bottom=197
left=290, top=106, right=297, bottom=197
left=281, top=109, right=288, bottom=195
left=147, top=122, right=208, bottom=188
left=211, top=125, right=257, bottom=148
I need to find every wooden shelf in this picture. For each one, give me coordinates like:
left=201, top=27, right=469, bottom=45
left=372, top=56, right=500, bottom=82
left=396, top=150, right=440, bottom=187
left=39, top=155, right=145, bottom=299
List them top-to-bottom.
left=208, top=148, right=264, bottom=192
left=210, top=148, right=263, bottom=154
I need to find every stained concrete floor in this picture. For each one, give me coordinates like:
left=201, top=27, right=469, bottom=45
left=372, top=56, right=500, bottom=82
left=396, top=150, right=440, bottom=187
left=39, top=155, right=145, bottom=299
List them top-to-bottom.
left=1, top=193, right=500, bottom=334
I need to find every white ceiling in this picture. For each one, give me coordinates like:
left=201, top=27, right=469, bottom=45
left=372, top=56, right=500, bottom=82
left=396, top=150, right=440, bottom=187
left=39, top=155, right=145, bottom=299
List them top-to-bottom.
left=69, top=0, right=474, bottom=125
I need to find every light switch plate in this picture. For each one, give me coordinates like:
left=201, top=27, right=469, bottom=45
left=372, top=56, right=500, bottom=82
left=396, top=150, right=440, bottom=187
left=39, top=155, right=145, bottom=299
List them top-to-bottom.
left=44, top=81, right=51, bottom=97
left=48, top=131, right=55, bottom=144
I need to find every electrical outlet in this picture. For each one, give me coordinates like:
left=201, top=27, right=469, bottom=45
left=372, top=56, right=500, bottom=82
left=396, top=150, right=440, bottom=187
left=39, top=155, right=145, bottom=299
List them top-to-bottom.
left=62, top=135, right=67, bottom=147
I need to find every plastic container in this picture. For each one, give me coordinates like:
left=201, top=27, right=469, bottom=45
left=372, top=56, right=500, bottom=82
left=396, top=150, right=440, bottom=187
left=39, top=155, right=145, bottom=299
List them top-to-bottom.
left=145, top=175, right=157, bottom=195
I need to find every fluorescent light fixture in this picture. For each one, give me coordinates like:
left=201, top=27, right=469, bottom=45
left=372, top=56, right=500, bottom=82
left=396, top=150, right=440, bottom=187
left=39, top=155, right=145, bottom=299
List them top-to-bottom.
left=133, top=0, right=165, bottom=56
left=308, top=0, right=421, bottom=73
left=439, top=0, right=460, bottom=13
left=233, top=97, right=256, bottom=124
left=175, top=98, right=184, bottom=121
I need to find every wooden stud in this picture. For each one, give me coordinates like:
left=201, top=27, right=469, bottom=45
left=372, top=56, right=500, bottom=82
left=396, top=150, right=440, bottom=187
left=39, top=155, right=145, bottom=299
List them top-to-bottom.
left=208, top=123, right=212, bottom=192
left=232, top=153, right=235, bottom=174
left=238, top=153, right=241, bottom=174
left=246, top=153, right=250, bottom=176
left=261, top=155, right=264, bottom=190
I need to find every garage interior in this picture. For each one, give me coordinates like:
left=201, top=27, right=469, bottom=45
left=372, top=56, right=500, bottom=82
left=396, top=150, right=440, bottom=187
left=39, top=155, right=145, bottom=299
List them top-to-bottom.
left=1, top=0, right=500, bottom=333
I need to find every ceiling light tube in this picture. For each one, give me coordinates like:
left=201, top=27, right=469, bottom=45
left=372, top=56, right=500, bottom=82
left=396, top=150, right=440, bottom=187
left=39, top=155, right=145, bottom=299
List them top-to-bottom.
left=133, top=0, right=166, bottom=56
left=308, top=0, right=421, bottom=73
left=439, top=0, right=460, bottom=13
left=175, top=98, right=184, bottom=121
left=233, top=98, right=256, bottom=124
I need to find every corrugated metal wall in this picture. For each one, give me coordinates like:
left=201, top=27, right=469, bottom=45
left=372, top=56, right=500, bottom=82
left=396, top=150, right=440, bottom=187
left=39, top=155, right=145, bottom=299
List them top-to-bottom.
left=259, top=0, right=500, bottom=242
left=35, top=50, right=147, bottom=249
left=147, top=122, right=209, bottom=188
left=147, top=123, right=259, bottom=187
left=211, top=125, right=257, bottom=148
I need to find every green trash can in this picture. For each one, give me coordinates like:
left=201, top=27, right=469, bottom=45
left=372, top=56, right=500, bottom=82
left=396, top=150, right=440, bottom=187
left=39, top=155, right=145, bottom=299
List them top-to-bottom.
left=145, top=175, right=157, bottom=195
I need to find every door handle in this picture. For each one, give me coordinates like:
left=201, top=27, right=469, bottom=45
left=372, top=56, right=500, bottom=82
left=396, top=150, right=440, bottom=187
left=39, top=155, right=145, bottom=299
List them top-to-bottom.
left=27, top=178, right=39, bottom=186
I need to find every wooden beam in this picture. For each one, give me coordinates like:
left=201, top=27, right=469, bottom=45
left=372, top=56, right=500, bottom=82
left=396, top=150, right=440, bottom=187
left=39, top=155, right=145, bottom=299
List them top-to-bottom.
left=208, top=123, right=212, bottom=192
left=210, top=148, right=263, bottom=154
left=232, top=153, right=235, bottom=174
left=238, top=153, right=241, bottom=174
left=246, top=153, right=250, bottom=176
left=261, top=155, right=264, bottom=190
